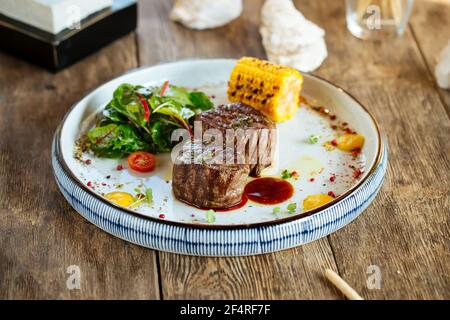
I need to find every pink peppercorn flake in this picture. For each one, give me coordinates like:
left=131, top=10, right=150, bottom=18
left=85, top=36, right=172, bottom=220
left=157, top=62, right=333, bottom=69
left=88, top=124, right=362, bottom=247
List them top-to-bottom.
left=345, top=127, right=355, bottom=134
left=116, top=165, right=124, bottom=171
left=353, top=168, right=362, bottom=179
left=159, top=214, right=165, bottom=219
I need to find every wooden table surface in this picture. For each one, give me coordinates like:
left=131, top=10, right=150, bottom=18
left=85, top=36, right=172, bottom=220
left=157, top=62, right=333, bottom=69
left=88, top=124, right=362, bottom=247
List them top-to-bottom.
left=0, top=0, right=449, bottom=300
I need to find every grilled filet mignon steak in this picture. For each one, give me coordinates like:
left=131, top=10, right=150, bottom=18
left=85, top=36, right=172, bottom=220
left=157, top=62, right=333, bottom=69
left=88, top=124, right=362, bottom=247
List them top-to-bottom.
left=196, top=103, right=277, bottom=177
left=172, top=142, right=250, bottom=209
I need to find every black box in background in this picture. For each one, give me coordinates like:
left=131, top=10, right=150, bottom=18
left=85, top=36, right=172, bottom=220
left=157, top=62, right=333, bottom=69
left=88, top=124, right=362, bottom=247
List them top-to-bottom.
left=0, top=0, right=137, bottom=72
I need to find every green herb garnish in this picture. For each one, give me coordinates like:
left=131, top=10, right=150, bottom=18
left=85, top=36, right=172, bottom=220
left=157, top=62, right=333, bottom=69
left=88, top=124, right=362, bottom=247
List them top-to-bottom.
left=309, top=134, right=319, bottom=144
left=281, top=169, right=292, bottom=179
left=128, top=187, right=153, bottom=208
left=145, top=187, right=153, bottom=205
left=287, top=203, right=297, bottom=213
left=272, top=207, right=281, bottom=214
left=206, top=209, right=216, bottom=223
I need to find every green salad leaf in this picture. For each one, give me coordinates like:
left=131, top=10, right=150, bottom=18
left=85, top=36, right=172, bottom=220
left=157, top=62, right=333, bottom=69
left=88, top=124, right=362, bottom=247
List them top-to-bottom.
left=85, top=82, right=213, bottom=158
left=164, top=86, right=192, bottom=106
left=189, top=91, right=214, bottom=111
left=149, top=94, right=195, bottom=131
left=87, top=123, right=150, bottom=158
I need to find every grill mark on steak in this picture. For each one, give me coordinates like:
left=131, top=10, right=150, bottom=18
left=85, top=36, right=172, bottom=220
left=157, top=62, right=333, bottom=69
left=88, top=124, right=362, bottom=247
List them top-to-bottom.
left=196, top=103, right=277, bottom=177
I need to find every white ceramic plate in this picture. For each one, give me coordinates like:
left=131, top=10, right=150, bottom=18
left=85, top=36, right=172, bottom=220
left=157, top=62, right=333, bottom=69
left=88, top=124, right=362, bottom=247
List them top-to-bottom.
left=52, top=59, right=386, bottom=256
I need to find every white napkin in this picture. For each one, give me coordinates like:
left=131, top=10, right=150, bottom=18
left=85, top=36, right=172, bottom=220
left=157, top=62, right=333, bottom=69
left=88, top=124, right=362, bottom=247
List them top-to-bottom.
left=170, top=0, right=242, bottom=30
left=260, top=0, right=328, bottom=72
left=435, top=40, right=450, bottom=89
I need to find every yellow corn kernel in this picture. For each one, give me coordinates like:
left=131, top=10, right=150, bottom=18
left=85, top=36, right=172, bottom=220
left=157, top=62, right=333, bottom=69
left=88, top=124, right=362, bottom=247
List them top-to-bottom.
left=227, top=57, right=303, bottom=122
left=336, top=133, right=365, bottom=152
left=105, top=192, right=134, bottom=207
left=303, top=194, right=334, bottom=211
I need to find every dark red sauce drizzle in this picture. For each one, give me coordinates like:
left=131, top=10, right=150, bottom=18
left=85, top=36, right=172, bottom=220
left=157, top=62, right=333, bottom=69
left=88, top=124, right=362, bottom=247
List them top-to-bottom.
left=182, top=177, right=293, bottom=212
left=244, top=177, right=294, bottom=205
left=181, top=194, right=248, bottom=212
left=214, top=195, right=248, bottom=212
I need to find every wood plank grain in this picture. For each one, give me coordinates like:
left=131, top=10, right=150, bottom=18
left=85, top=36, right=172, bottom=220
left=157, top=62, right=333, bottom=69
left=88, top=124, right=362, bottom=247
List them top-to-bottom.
left=136, top=0, right=265, bottom=64
left=137, top=0, right=342, bottom=299
left=294, top=0, right=450, bottom=299
left=409, top=0, right=450, bottom=115
left=0, top=34, right=160, bottom=299
left=159, top=241, right=341, bottom=300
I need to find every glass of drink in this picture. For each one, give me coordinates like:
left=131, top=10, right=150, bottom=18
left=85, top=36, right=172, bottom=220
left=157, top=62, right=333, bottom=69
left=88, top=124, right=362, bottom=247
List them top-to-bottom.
left=345, top=0, right=414, bottom=39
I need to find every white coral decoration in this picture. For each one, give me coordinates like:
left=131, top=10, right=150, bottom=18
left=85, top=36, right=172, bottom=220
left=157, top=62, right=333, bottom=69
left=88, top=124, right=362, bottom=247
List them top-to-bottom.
left=170, top=0, right=243, bottom=30
left=260, top=0, right=328, bottom=72
left=435, top=40, right=450, bottom=89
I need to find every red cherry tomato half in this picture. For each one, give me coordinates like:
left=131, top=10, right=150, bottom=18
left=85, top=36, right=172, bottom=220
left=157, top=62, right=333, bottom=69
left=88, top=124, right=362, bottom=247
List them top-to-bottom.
left=127, top=151, right=156, bottom=173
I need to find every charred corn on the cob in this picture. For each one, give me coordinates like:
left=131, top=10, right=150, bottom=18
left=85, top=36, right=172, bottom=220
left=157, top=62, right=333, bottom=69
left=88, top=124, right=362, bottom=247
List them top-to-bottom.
left=227, top=57, right=303, bottom=122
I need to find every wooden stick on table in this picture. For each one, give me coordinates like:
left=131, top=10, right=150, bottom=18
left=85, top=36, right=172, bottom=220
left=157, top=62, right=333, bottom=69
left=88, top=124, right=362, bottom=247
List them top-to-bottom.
left=325, top=269, right=364, bottom=300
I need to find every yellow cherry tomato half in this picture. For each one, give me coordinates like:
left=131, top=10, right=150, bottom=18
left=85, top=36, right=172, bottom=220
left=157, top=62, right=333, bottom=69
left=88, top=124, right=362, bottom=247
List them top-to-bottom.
left=336, top=133, right=365, bottom=152
left=105, top=192, right=134, bottom=207
left=303, top=194, right=335, bottom=211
